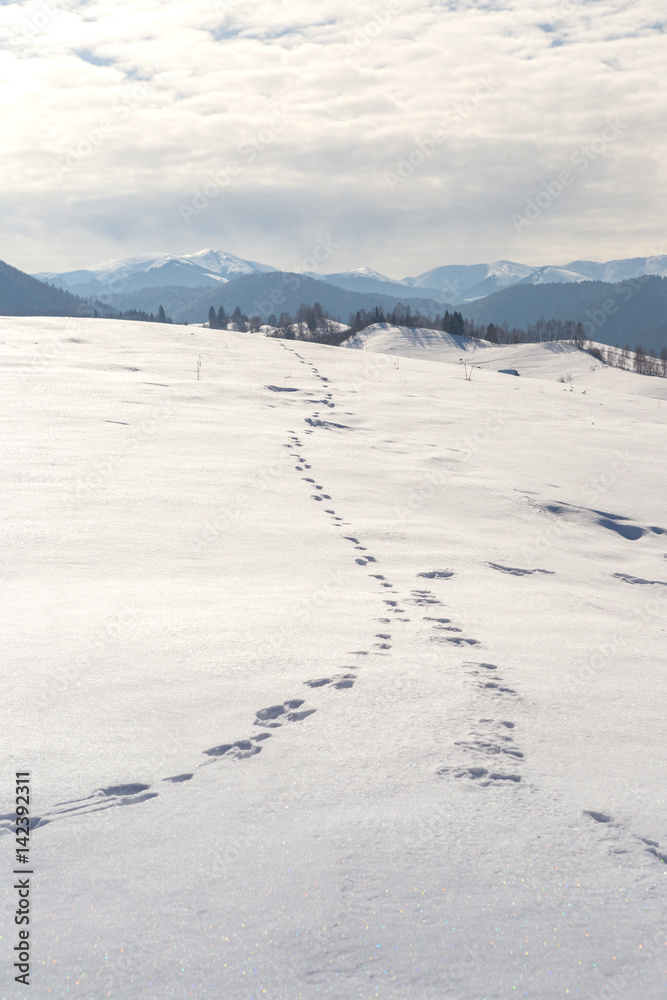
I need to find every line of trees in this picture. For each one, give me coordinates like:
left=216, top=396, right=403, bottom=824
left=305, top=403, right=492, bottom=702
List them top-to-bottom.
left=203, top=299, right=667, bottom=377
left=207, top=301, right=343, bottom=341
left=114, top=304, right=172, bottom=323
left=346, top=304, right=590, bottom=345
left=208, top=305, right=249, bottom=330
left=347, top=305, right=465, bottom=337
left=589, top=342, right=667, bottom=378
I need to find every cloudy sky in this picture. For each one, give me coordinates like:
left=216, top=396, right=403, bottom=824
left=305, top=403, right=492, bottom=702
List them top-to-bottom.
left=1, top=0, right=666, bottom=276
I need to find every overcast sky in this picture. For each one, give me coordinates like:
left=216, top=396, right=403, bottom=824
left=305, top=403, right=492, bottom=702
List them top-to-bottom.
left=1, top=0, right=666, bottom=277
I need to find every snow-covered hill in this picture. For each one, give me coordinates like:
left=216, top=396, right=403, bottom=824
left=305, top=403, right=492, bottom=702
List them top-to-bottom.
left=1, top=316, right=666, bottom=999
left=343, top=324, right=667, bottom=399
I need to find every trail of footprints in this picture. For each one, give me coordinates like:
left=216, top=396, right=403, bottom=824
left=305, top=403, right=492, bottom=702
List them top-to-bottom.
left=7, top=347, right=664, bottom=871
left=0, top=349, right=393, bottom=835
left=287, top=351, right=533, bottom=796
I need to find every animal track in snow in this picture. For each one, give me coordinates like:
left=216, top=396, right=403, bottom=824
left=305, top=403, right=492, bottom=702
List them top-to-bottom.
left=304, top=418, right=349, bottom=430
left=542, top=501, right=663, bottom=543
left=489, top=563, right=555, bottom=577
left=417, top=570, right=454, bottom=579
left=613, top=573, right=667, bottom=586
left=410, top=590, right=442, bottom=606
left=304, top=674, right=357, bottom=690
left=479, top=680, right=517, bottom=695
left=254, top=699, right=316, bottom=728
left=203, top=737, right=267, bottom=760
left=455, top=739, right=524, bottom=759
left=437, top=766, right=522, bottom=784
left=0, top=782, right=161, bottom=835
left=584, top=810, right=612, bottom=824
left=583, top=811, right=667, bottom=866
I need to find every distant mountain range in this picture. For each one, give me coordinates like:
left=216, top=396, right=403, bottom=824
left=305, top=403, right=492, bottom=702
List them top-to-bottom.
left=2, top=249, right=666, bottom=353
left=34, top=249, right=667, bottom=304
left=34, top=249, right=276, bottom=297
left=102, top=273, right=451, bottom=325
left=460, top=275, right=667, bottom=355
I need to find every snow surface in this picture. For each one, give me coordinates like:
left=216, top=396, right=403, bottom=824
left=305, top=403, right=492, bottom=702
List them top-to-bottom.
left=324, top=268, right=397, bottom=283
left=1, top=316, right=666, bottom=1000
left=343, top=325, right=667, bottom=401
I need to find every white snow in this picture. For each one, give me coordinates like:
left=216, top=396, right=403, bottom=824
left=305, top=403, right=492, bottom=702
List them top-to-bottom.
left=323, top=267, right=398, bottom=283
left=1, top=315, right=666, bottom=999
left=343, top=324, right=667, bottom=401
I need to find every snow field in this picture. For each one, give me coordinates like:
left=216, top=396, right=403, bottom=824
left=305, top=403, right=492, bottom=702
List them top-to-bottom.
left=0, top=316, right=665, bottom=999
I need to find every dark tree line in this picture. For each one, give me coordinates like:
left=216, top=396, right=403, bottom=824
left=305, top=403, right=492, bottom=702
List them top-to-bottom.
left=201, top=298, right=667, bottom=378
left=207, top=301, right=343, bottom=341
left=115, top=304, right=172, bottom=323
left=208, top=304, right=258, bottom=332
left=346, top=304, right=591, bottom=346
left=347, top=305, right=465, bottom=337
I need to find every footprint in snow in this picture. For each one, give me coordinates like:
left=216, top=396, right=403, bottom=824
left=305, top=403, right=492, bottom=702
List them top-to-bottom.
left=489, top=563, right=555, bottom=577
left=613, top=573, right=667, bottom=587
left=304, top=674, right=356, bottom=690
left=479, top=680, right=517, bottom=695
left=254, top=699, right=316, bottom=728
left=202, top=736, right=268, bottom=760
left=455, top=738, right=524, bottom=759
left=437, top=766, right=522, bottom=785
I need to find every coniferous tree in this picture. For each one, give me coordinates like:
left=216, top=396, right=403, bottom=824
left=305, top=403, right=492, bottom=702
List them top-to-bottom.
left=208, top=306, right=217, bottom=329
left=450, top=311, right=465, bottom=337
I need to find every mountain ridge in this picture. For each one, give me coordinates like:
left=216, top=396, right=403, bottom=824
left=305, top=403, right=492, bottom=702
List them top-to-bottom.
left=32, top=250, right=667, bottom=304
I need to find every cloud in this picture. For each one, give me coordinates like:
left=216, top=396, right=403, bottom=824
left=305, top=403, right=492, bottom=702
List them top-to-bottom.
left=1, top=0, right=665, bottom=274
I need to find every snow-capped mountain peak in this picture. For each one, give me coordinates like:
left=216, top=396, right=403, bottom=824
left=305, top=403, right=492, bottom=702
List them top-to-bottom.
left=34, top=249, right=276, bottom=294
